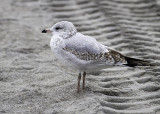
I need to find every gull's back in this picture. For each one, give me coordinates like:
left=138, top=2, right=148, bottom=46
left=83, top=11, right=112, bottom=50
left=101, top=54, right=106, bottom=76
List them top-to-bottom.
left=64, top=32, right=108, bottom=54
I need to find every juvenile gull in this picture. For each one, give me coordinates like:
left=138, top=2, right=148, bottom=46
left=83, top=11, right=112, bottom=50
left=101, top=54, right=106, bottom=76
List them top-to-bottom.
left=42, top=21, right=152, bottom=93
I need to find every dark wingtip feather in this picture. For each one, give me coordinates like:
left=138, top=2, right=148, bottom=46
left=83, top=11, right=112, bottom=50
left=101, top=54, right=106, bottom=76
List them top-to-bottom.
left=124, top=56, right=155, bottom=67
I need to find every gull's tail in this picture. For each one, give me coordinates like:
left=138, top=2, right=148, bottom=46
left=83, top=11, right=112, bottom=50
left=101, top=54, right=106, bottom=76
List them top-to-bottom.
left=124, top=56, right=154, bottom=67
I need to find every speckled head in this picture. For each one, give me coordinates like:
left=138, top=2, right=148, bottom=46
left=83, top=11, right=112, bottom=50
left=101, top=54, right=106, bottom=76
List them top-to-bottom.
left=42, top=21, right=77, bottom=39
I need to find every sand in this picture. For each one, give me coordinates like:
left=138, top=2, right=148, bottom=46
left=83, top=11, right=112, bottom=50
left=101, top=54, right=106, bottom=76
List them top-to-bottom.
left=0, top=0, right=160, bottom=114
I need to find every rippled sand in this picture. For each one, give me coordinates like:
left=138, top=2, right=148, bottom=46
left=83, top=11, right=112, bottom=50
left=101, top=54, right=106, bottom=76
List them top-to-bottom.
left=0, top=0, right=160, bottom=114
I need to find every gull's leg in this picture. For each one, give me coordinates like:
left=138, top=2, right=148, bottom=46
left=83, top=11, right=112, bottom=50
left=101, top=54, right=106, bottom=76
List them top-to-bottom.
left=82, top=72, right=86, bottom=89
left=77, top=73, right=81, bottom=93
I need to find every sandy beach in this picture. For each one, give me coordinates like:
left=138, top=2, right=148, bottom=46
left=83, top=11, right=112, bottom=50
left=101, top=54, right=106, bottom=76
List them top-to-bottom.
left=0, top=0, right=160, bottom=114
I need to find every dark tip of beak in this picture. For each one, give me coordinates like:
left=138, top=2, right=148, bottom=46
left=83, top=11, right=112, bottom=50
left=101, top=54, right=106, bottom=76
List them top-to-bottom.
left=42, top=29, right=47, bottom=33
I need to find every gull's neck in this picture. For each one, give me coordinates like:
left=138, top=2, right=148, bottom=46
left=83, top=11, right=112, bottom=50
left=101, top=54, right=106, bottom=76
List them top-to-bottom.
left=57, top=29, right=77, bottom=39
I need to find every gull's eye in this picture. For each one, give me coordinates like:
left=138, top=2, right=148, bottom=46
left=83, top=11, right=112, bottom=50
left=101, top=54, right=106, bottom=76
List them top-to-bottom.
left=55, top=26, right=61, bottom=30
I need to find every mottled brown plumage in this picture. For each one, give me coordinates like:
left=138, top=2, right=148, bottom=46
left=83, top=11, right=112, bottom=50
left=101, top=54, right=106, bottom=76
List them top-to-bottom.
left=63, top=47, right=153, bottom=67
left=63, top=47, right=127, bottom=65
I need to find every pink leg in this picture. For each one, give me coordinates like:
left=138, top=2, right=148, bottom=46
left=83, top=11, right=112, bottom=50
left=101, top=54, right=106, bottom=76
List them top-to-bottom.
left=82, top=72, right=86, bottom=89
left=77, top=73, right=81, bottom=93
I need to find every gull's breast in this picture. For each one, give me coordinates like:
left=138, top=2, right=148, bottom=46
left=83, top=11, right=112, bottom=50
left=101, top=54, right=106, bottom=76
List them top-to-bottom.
left=50, top=36, right=85, bottom=70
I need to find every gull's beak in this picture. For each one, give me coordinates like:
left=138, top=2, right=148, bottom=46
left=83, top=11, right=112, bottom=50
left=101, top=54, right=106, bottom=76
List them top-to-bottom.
left=41, top=28, right=52, bottom=33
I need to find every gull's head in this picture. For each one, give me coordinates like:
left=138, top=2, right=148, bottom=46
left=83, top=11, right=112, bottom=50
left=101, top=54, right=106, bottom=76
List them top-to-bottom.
left=42, top=21, right=77, bottom=39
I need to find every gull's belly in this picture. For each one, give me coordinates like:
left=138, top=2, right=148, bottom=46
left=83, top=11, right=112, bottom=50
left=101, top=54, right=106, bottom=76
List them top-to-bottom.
left=52, top=48, right=108, bottom=72
left=53, top=48, right=89, bottom=70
